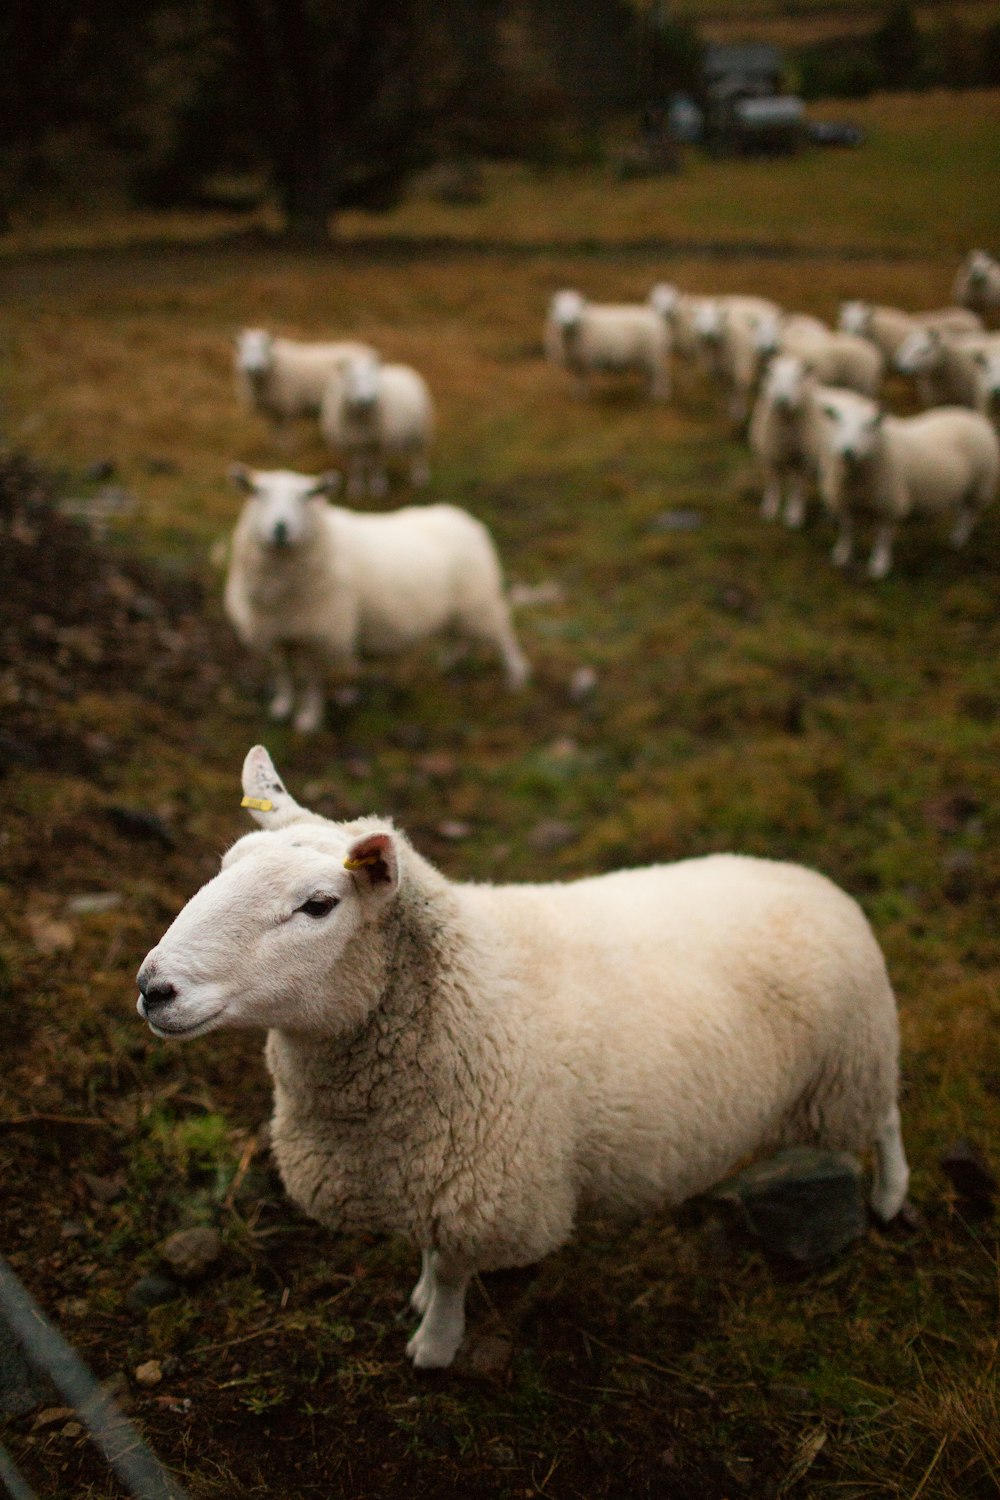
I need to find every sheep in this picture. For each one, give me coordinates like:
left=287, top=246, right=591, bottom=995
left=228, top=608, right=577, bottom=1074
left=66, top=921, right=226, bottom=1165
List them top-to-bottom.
left=953, top=250, right=1000, bottom=322
left=647, top=284, right=718, bottom=370
left=545, top=290, right=671, bottom=399
left=696, top=296, right=781, bottom=424
left=837, top=302, right=983, bottom=363
left=757, top=312, right=884, bottom=398
left=894, top=328, right=1000, bottom=408
left=234, top=329, right=378, bottom=438
left=969, top=345, right=1000, bottom=427
left=319, top=353, right=434, bottom=500
left=748, top=354, right=822, bottom=527
left=808, top=391, right=1000, bottom=578
left=223, top=468, right=529, bottom=733
left=137, top=744, right=911, bottom=1370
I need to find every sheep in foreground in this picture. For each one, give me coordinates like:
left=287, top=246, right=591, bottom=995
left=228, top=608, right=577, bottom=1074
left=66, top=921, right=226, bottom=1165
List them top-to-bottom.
left=953, top=250, right=1000, bottom=323
left=545, top=290, right=671, bottom=399
left=837, top=302, right=983, bottom=363
left=757, top=312, right=884, bottom=398
left=894, top=327, right=1000, bottom=408
left=234, top=329, right=378, bottom=438
left=320, top=353, right=434, bottom=499
left=748, top=354, right=821, bottom=526
left=809, top=391, right=1000, bottom=578
left=224, top=468, right=529, bottom=732
left=137, top=745, right=911, bottom=1370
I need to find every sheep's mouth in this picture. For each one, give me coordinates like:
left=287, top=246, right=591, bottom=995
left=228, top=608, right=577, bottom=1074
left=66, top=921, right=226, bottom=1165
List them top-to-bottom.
left=140, top=1005, right=224, bottom=1039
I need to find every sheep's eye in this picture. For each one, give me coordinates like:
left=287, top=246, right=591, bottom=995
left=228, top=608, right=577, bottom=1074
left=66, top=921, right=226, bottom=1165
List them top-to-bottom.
left=298, top=895, right=338, bottom=919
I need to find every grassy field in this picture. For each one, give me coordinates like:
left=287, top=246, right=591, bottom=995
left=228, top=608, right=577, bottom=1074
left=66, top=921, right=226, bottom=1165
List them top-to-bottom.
left=684, top=0, right=999, bottom=48
left=1, top=93, right=999, bottom=1499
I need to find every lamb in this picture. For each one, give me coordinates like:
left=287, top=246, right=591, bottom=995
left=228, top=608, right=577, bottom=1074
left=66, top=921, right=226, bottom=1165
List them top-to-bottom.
left=953, top=250, right=1000, bottom=322
left=545, top=290, right=671, bottom=399
left=837, top=302, right=983, bottom=363
left=756, top=312, right=884, bottom=398
left=893, top=328, right=1000, bottom=408
left=234, top=329, right=378, bottom=437
left=969, top=346, right=1000, bottom=427
left=319, top=353, right=434, bottom=499
left=748, top=354, right=821, bottom=527
left=809, top=391, right=1000, bottom=578
left=223, top=467, right=529, bottom=733
left=137, top=745, right=910, bottom=1370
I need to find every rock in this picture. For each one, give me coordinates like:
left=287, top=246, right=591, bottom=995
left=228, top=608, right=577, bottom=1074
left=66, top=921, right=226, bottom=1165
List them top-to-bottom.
left=648, top=508, right=704, bottom=533
left=568, top=666, right=598, bottom=702
left=106, top=805, right=176, bottom=851
left=526, top=819, right=578, bottom=855
left=437, top=820, right=471, bottom=841
left=67, top=893, right=123, bottom=917
left=26, top=910, right=75, bottom=955
left=941, top=1139, right=997, bottom=1215
left=708, top=1147, right=866, bottom=1263
left=159, top=1226, right=223, bottom=1279
left=126, top=1274, right=180, bottom=1312
left=460, top=1331, right=513, bottom=1381
left=134, top=1360, right=162, bottom=1388
left=33, top=1407, right=76, bottom=1430
left=60, top=1421, right=83, bottom=1438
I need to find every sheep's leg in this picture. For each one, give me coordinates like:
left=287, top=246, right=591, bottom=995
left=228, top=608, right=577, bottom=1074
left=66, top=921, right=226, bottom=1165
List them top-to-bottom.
left=649, top=364, right=671, bottom=402
left=728, top=388, right=747, bottom=427
left=410, top=456, right=431, bottom=488
left=346, top=463, right=366, bottom=501
left=369, top=466, right=389, bottom=499
left=759, top=473, right=782, bottom=522
left=783, top=474, right=807, bottom=529
left=950, top=502, right=978, bottom=549
left=831, top=520, right=854, bottom=568
left=868, top=524, right=895, bottom=580
left=268, top=648, right=294, bottom=722
left=292, top=648, right=325, bottom=734
left=870, top=1104, right=910, bottom=1222
left=410, top=1250, right=433, bottom=1315
left=406, top=1253, right=470, bottom=1370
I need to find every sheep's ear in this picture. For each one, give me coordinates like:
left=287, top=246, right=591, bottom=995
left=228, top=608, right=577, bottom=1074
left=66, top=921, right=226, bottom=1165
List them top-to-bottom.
left=229, top=463, right=256, bottom=495
left=307, top=470, right=341, bottom=498
left=240, top=745, right=312, bottom=828
left=343, top=832, right=399, bottom=896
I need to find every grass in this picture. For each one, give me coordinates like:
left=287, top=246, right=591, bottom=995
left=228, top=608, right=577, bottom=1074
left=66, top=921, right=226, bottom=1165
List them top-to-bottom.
left=1, top=91, right=999, bottom=1499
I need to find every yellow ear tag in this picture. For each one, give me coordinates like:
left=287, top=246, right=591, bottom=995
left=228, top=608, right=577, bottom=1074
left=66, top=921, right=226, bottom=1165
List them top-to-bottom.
left=241, top=796, right=273, bottom=813
left=344, top=853, right=380, bottom=870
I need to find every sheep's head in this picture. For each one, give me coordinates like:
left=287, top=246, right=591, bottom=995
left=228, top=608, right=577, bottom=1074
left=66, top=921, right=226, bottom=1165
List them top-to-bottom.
left=966, top=250, right=993, bottom=289
left=648, top=283, right=679, bottom=320
left=550, top=289, right=585, bottom=330
left=693, top=300, right=722, bottom=344
left=838, top=301, right=869, bottom=336
left=753, top=310, right=782, bottom=358
left=895, top=327, right=939, bottom=374
left=235, top=328, right=275, bottom=377
left=972, top=348, right=1000, bottom=412
left=341, top=354, right=383, bottom=413
left=763, top=355, right=807, bottom=411
left=817, top=392, right=882, bottom=467
left=229, top=466, right=340, bottom=549
left=137, top=747, right=403, bottom=1039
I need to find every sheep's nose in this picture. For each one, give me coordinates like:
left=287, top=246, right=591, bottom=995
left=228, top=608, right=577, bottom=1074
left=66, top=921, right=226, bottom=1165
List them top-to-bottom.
left=272, top=521, right=289, bottom=546
left=137, top=971, right=177, bottom=1010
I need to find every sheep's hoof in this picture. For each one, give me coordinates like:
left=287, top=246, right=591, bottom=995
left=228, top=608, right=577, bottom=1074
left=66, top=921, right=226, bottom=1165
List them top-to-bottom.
left=406, top=1327, right=460, bottom=1370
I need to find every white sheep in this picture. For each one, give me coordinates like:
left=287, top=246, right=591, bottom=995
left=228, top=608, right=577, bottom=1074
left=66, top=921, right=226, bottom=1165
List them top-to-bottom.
left=953, top=250, right=1000, bottom=322
left=647, top=284, right=718, bottom=370
left=545, top=290, right=671, bottom=399
left=693, top=296, right=780, bottom=424
left=837, top=302, right=983, bottom=363
left=757, top=312, right=884, bottom=398
left=894, top=327, right=1000, bottom=408
left=234, top=329, right=378, bottom=438
left=969, top=346, right=1000, bottom=428
left=319, top=353, right=434, bottom=499
left=748, top=354, right=821, bottom=527
left=809, top=390, right=1000, bottom=578
left=223, top=468, right=529, bottom=732
left=137, top=745, right=910, bottom=1370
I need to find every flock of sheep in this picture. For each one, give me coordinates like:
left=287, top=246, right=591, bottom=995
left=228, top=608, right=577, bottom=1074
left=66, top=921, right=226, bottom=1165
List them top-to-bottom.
left=545, top=247, right=1000, bottom=581
left=129, top=257, right=1000, bottom=1373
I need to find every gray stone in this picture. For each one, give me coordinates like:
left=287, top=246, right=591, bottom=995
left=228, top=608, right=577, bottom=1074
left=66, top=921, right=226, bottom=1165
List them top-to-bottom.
left=648, top=508, right=704, bottom=533
left=708, top=1147, right=866, bottom=1263
left=159, top=1226, right=223, bottom=1279
left=126, top=1274, right=179, bottom=1312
